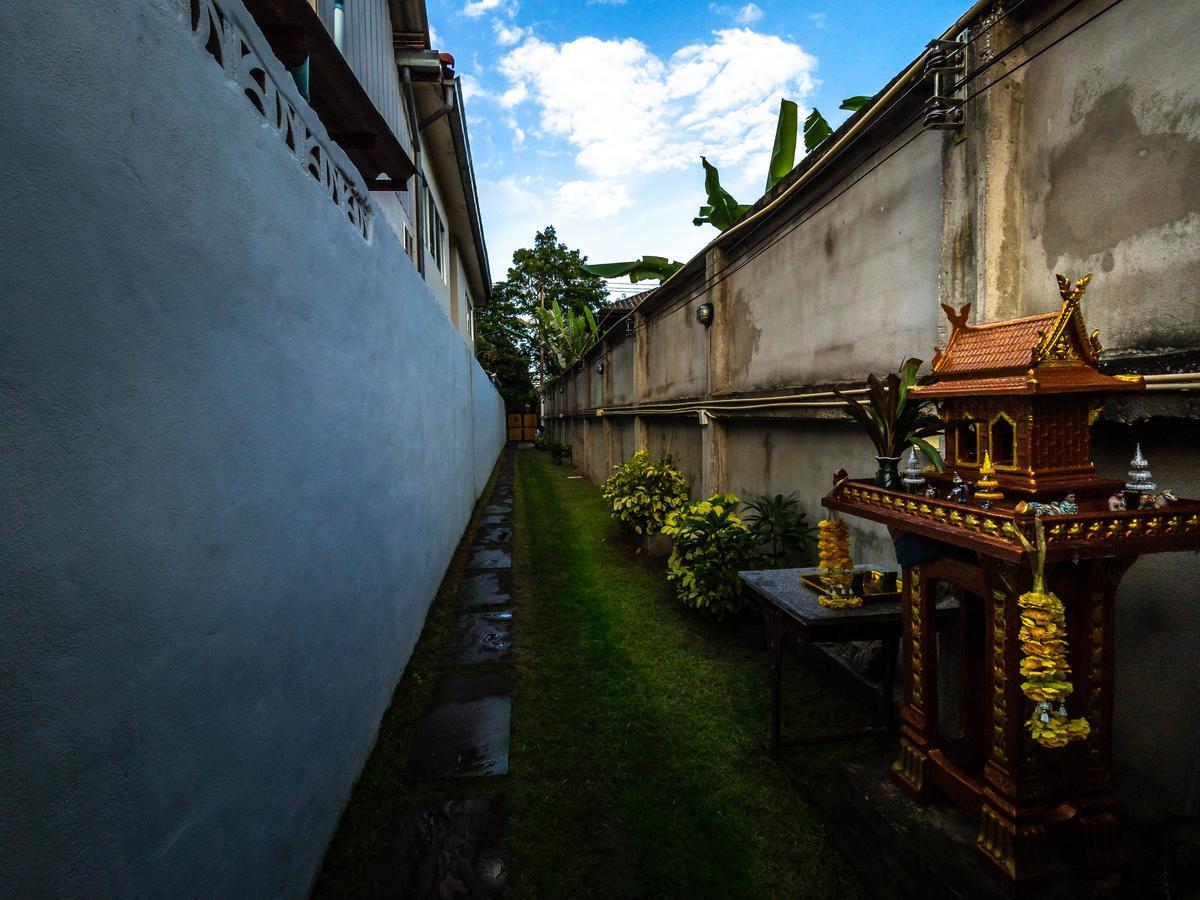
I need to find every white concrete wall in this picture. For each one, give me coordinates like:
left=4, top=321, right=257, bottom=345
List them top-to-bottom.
left=0, top=0, right=505, bottom=895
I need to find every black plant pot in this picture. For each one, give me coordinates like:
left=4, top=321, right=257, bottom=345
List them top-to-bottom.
left=874, top=455, right=903, bottom=489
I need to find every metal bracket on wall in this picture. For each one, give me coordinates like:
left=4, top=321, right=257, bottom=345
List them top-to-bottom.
left=922, top=33, right=967, bottom=131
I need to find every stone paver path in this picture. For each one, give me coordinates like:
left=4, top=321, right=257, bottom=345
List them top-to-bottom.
left=382, top=451, right=515, bottom=897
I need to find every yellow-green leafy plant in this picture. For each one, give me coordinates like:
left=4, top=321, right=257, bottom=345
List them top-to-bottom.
left=601, top=450, right=689, bottom=536
left=663, top=493, right=758, bottom=619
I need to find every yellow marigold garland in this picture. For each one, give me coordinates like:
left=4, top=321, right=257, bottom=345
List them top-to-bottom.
left=817, top=518, right=861, bottom=609
left=1010, top=520, right=1090, bottom=749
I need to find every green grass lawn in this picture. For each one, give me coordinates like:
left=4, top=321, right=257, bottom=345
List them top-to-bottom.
left=314, top=448, right=872, bottom=898
left=509, top=449, right=866, bottom=898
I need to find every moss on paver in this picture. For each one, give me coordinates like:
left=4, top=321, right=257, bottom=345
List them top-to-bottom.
left=508, top=449, right=867, bottom=898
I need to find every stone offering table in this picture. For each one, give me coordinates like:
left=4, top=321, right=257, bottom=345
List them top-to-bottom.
left=740, top=565, right=957, bottom=759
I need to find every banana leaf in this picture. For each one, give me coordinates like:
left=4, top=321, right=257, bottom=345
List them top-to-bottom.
left=839, top=95, right=872, bottom=112
left=765, top=99, right=799, bottom=193
left=803, top=108, right=833, bottom=153
left=693, top=157, right=751, bottom=232
left=582, top=256, right=684, bottom=283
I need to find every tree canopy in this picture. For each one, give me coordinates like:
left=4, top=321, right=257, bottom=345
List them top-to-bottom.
left=475, top=226, right=608, bottom=401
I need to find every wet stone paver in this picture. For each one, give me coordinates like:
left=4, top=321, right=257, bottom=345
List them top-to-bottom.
left=398, top=452, right=516, bottom=892
left=476, top=524, right=513, bottom=544
left=466, top=546, right=511, bottom=570
left=458, top=571, right=511, bottom=609
left=446, top=611, right=513, bottom=665
left=409, top=670, right=512, bottom=778
left=380, top=795, right=508, bottom=898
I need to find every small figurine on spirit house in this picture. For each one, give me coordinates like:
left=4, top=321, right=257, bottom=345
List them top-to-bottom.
left=914, top=274, right=1142, bottom=501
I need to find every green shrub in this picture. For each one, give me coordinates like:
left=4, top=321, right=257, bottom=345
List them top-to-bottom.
left=533, top=433, right=550, bottom=451
left=551, top=442, right=573, bottom=464
left=601, top=450, right=689, bottom=536
left=743, top=492, right=816, bottom=568
left=663, top=493, right=758, bottom=619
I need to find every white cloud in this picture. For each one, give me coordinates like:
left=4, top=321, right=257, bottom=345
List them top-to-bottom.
left=463, top=0, right=505, bottom=18
left=710, top=2, right=762, bottom=25
left=735, top=3, right=763, bottom=25
left=809, top=12, right=828, bottom=28
left=493, top=20, right=528, bottom=45
left=428, top=23, right=442, bottom=46
left=480, top=26, right=819, bottom=277
left=497, top=29, right=816, bottom=181
left=459, top=73, right=489, bottom=103
left=499, top=82, right=528, bottom=107
left=506, top=116, right=526, bottom=147
left=484, top=175, right=540, bottom=214
left=555, top=180, right=633, bottom=219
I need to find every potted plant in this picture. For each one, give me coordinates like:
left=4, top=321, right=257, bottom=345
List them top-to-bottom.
left=834, top=358, right=944, bottom=489
left=600, top=450, right=689, bottom=554
left=662, top=493, right=758, bottom=620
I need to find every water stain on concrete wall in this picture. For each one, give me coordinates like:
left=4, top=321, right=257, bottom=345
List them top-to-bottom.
left=1042, top=86, right=1200, bottom=266
left=728, top=288, right=762, bottom=385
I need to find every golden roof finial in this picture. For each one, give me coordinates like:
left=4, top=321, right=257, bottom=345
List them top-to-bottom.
left=1055, top=273, right=1093, bottom=304
left=1035, top=274, right=1097, bottom=365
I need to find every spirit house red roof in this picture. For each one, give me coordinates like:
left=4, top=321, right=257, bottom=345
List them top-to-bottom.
left=911, top=275, right=1144, bottom=499
left=912, top=275, right=1144, bottom=399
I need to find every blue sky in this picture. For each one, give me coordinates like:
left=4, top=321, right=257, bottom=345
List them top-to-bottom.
left=426, top=0, right=966, bottom=282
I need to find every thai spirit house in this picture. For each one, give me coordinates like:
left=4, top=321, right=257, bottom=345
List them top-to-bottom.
left=919, top=275, right=1142, bottom=500
left=823, top=276, right=1200, bottom=886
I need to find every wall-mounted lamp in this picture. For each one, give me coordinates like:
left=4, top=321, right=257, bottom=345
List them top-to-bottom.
left=696, top=302, right=714, bottom=327
left=595, top=361, right=605, bottom=374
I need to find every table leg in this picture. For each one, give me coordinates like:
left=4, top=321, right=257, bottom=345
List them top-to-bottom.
left=766, top=607, right=784, bottom=759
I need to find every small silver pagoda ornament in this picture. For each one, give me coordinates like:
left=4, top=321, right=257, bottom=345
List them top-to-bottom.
left=1125, top=443, right=1157, bottom=494
left=902, top=447, right=927, bottom=493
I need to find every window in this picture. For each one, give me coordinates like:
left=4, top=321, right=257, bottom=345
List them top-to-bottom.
left=420, top=180, right=445, bottom=276
left=402, top=225, right=416, bottom=265
left=990, top=414, right=1015, bottom=467
left=956, top=420, right=978, bottom=465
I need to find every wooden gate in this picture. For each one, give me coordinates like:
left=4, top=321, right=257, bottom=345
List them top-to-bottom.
left=506, top=412, right=538, bottom=442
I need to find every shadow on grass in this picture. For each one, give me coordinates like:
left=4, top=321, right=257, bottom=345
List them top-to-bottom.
left=508, top=449, right=869, bottom=899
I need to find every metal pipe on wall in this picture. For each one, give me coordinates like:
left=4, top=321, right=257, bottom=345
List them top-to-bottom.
left=332, top=0, right=345, bottom=51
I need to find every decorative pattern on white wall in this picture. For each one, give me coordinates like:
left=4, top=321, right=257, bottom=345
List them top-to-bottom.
left=189, top=0, right=372, bottom=239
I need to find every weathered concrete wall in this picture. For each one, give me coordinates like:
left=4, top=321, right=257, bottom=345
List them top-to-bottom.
left=0, top=0, right=505, bottom=896
left=548, top=0, right=1200, bottom=813
left=1015, top=0, right=1200, bottom=350
left=724, top=126, right=943, bottom=390
left=645, top=298, right=710, bottom=401
left=609, top=337, right=635, bottom=405
left=588, top=362, right=603, bottom=409
left=643, top=419, right=704, bottom=495
left=723, top=420, right=894, bottom=563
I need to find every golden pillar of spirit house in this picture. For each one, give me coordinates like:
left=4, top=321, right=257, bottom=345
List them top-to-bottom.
left=822, top=276, right=1200, bottom=885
